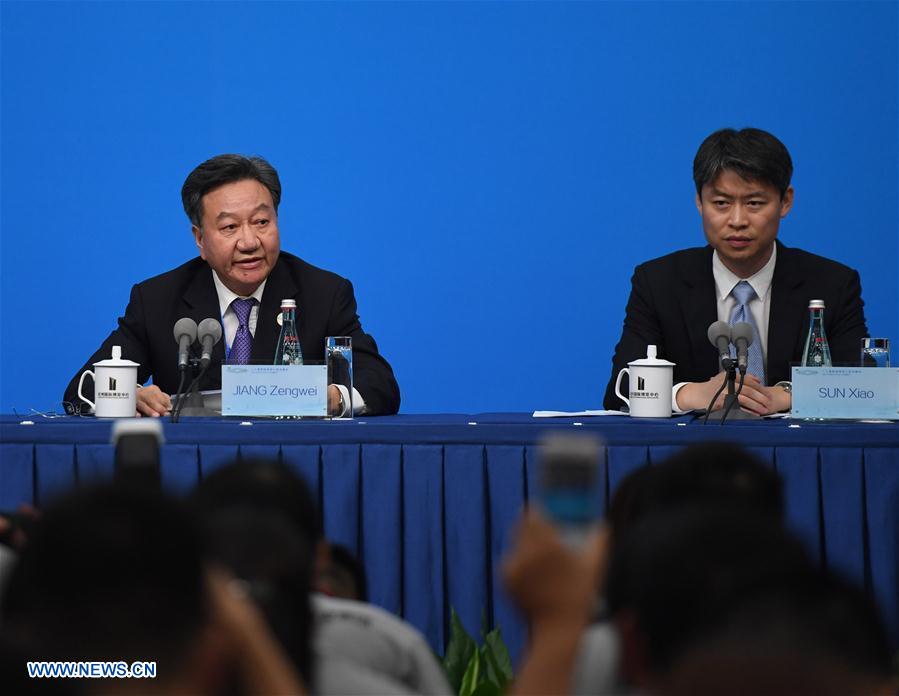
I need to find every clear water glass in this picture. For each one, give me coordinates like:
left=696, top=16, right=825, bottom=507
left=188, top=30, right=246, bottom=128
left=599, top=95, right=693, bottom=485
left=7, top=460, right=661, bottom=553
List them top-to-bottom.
left=326, top=336, right=353, bottom=417
left=861, top=338, right=890, bottom=367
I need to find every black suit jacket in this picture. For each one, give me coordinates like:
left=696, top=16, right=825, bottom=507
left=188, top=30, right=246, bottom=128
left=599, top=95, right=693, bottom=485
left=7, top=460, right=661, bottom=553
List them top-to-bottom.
left=602, top=241, right=868, bottom=410
left=64, top=252, right=401, bottom=415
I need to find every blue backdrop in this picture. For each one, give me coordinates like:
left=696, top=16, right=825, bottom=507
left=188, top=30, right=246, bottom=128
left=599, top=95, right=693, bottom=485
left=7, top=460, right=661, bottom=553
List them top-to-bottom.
left=1, top=1, right=897, bottom=414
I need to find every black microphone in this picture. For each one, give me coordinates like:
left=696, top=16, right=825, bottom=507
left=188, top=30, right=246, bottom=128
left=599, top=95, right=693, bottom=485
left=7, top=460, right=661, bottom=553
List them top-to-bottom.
left=173, top=318, right=198, bottom=371
left=197, top=318, right=223, bottom=368
left=707, top=321, right=733, bottom=369
left=731, top=322, right=754, bottom=373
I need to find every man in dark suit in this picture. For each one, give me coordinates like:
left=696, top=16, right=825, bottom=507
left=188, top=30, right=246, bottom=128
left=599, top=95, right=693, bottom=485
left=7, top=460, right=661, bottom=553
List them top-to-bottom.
left=603, top=128, right=867, bottom=414
left=64, top=154, right=400, bottom=417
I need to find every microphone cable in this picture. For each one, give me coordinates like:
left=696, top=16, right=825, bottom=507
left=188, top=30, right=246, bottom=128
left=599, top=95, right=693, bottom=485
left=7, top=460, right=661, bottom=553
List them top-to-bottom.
left=171, top=362, right=210, bottom=423
left=170, top=369, right=188, bottom=424
left=720, top=369, right=747, bottom=425
left=703, top=375, right=730, bottom=425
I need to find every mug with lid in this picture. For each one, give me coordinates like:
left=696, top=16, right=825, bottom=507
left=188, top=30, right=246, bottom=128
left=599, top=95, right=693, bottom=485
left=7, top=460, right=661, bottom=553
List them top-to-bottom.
left=613, top=345, right=674, bottom=418
left=77, top=346, right=140, bottom=418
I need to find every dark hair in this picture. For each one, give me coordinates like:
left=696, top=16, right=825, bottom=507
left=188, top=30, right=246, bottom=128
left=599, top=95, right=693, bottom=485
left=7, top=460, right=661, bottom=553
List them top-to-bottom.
left=693, top=128, right=793, bottom=198
left=181, top=154, right=282, bottom=227
left=607, top=442, right=784, bottom=536
left=190, top=458, right=321, bottom=547
left=189, top=459, right=319, bottom=685
left=0, top=485, right=207, bottom=681
left=201, top=507, right=315, bottom=685
left=605, top=507, right=815, bottom=674
left=324, top=543, right=369, bottom=602
left=663, top=572, right=895, bottom=695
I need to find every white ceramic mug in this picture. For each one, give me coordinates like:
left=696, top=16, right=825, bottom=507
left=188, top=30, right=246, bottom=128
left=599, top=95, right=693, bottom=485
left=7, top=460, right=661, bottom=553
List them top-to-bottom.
left=613, top=345, right=674, bottom=418
left=77, top=346, right=140, bottom=418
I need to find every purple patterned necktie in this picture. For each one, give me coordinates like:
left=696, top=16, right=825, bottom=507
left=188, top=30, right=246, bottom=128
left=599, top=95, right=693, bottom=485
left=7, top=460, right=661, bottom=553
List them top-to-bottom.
left=230, top=298, right=257, bottom=365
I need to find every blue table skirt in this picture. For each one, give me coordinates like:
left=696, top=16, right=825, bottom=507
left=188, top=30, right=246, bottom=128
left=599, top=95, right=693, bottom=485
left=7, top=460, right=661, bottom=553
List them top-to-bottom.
left=2, top=413, right=897, bottom=658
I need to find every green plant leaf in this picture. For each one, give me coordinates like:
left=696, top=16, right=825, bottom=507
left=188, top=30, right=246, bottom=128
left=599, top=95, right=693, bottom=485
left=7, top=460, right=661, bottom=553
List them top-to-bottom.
left=443, top=608, right=477, bottom=693
left=484, top=627, right=514, bottom=683
left=481, top=642, right=503, bottom=688
left=479, top=643, right=499, bottom=688
left=459, top=647, right=481, bottom=696
left=468, top=681, right=502, bottom=696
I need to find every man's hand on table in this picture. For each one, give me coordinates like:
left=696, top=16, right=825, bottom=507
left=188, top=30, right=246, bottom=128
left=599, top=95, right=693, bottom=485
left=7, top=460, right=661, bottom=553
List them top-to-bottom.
left=676, top=372, right=791, bottom=416
left=327, top=384, right=344, bottom=417
left=136, top=385, right=172, bottom=417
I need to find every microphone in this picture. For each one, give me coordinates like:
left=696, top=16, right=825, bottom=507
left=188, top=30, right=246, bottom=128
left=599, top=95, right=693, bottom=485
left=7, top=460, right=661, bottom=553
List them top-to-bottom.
left=173, top=318, right=198, bottom=371
left=197, top=318, right=223, bottom=368
left=707, top=321, right=733, bottom=370
left=731, top=322, right=754, bottom=373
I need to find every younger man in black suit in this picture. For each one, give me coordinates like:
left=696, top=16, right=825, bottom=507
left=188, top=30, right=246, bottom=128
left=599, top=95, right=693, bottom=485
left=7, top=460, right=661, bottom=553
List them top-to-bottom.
left=603, top=128, right=867, bottom=414
left=64, top=155, right=400, bottom=417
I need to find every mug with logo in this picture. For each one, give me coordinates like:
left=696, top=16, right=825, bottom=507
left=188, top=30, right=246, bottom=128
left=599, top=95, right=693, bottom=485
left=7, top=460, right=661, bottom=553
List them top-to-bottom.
left=77, top=345, right=140, bottom=418
left=613, top=345, right=674, bottom=418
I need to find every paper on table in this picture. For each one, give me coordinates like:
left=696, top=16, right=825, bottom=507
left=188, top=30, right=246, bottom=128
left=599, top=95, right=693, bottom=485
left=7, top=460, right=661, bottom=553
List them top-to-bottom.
left=532, top=409, right=628, bottom=418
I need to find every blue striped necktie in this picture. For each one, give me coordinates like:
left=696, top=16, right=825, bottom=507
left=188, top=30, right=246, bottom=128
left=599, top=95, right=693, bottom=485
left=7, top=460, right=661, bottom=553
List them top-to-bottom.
left=729, top=281, right=765, bottom=384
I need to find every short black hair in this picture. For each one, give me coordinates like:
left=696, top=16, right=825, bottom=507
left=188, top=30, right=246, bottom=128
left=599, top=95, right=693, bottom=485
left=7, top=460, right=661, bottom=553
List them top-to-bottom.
left=693, top=128, right=793, bottom=198
left=181, top=154, right=282, bottom=228
left=607, top=442, right=784, bottom=536
left=190, top=458, right=321, bottom=549
left=189, top=459, right=319, bottom=685
left=200, top=507, right=315, bottom=686
left=605, top=507, right=815, bottom=674
left=324, top=543, right=369, bottom=602
left=664, top=572, right=895, bottom=694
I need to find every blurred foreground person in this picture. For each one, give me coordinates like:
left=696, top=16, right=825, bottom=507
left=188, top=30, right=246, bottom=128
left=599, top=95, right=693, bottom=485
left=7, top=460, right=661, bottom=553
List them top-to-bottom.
left=506, top=442, right=895, bottom=695
left=572, top=442, right=784, bottom=694
left=191, top=459, right=453, bottom=695
left=0, top=485, right=304, bottom=696
left=504, top=505, right=896, bottom=695
left=502, top=510, right=609, bottom=696
left=660, top=571, right=897, bottom=696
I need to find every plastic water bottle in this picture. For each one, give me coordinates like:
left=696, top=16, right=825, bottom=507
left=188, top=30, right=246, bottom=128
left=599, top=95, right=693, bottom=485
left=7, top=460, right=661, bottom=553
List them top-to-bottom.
left=274, top=299, right=303, bottom=365
left=801, top=299, right=832, bottom=367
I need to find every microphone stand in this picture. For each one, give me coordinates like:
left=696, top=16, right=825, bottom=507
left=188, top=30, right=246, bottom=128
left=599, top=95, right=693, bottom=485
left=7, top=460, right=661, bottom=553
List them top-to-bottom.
left=173, top=358, right=217, bottom=419
left=708, top=361, right=759, bottom=422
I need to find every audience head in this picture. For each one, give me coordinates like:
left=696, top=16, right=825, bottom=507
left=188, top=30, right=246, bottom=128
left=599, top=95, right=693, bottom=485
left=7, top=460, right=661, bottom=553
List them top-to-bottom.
left=607, top=442, right=784, bottom=537
left=190, top=458, right=319, bottom=684
left=191, top=458, right=321, bottom=548
left=0, top=485, right=213, bottom=694
left=199, top=506, right=315, bottom=685
left=605, top=507, right=815, bottom=684
left=317, top=543, right=369, bottom=602
left=659, top=571, right=897, bottom=696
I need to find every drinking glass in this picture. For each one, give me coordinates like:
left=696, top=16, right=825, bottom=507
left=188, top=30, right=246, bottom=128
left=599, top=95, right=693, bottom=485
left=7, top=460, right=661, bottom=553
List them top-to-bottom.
left=326, top=336, right=353, bottom=418
left=861, top=338, right=890, bottom=367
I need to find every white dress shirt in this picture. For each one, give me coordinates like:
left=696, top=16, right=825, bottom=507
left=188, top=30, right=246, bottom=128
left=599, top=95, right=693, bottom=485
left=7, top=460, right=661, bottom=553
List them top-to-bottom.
left=672, top=245, right=777, bottom=412
left=210, top=270, right=365, bottom=416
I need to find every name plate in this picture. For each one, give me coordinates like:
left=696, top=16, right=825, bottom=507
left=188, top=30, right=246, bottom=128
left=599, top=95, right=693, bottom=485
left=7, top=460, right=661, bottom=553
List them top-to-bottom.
left=222, top=365, right=327, bottom=417
left=791, top=366, right=899, bottom=420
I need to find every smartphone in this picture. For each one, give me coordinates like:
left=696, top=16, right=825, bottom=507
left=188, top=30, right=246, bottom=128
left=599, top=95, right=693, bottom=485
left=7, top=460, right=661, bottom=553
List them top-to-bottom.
left=537, top=432, right=603, bottom=547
